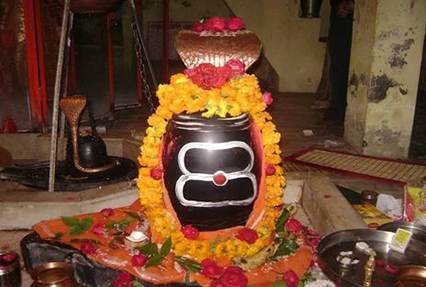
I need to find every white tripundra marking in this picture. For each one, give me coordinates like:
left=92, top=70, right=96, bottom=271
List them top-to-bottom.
left=176, top=141, right=257, bottom=208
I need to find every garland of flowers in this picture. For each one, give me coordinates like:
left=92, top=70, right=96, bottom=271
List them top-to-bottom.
left=137, top=60, right=285, bottom=262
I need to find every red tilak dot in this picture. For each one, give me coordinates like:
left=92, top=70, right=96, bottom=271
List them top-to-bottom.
left=213, top=172, right=227, bottom=186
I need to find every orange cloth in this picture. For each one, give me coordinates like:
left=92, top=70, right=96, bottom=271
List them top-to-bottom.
left=33, top=201, right=313, bottom=286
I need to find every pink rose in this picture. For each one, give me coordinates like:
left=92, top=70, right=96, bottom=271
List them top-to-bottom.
left=206, top=17, right=226, bottom=32
left=226, top=17, right=245, bottom=31
left=191, top=22, right=207, bottom=32
left=225, top=59, right=245, bottom=77
left=184, top=67, right=197, bottom=78
left=263, top=92, right=273, bottom=105
left=265, top=164, right=276, bottom=175
left=150, top=167, right=163, bottom=180
left=101, top=208, right=114, bottom=218
left=285, top=218, right=304, bottom=233
left=91, top=224, right=105, bottom=236
left=181, top=225, right=199, bottom=240
left=235, top=227, right=258, bottom=244
left=80, top=240, right=97, bottom=254
left=1, top=253, right=16, bottom=263
left=131, top=254, right=148, bottom=267
left=201, top=259, right=223, bottom=279
left=385, top=264, right=398, bottom=274
left=217, top=266, right=248, bottom=287
left=284, top=270, right=299, bottom=287
left=112, top=271, right=133, bottom=287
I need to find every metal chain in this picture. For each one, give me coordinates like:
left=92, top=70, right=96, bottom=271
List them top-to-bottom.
left=129, top=2, right=157, bottom=113
left=131, top=23, right=156, bottom=112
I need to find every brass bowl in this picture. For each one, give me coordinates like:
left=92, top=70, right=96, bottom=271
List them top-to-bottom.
left=31, top=262, right=79, bottom=287
left=394, top=265, right=426, bottom=287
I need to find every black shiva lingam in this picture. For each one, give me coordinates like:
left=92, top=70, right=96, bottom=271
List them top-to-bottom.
left=0, top=95, right=137, bottom=191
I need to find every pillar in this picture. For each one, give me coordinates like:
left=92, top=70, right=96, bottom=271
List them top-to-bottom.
left=344, top=0, right=426, bottom=158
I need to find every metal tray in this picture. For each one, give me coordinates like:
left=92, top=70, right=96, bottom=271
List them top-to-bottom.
left=378, top=222, right=426, bottom=243
left=318, top=229, right=426, bottom=287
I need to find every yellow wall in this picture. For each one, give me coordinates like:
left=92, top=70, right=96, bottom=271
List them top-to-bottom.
left=225, top=0, right=326, bottom=92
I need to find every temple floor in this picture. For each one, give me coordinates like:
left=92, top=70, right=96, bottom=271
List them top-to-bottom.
left=0, top=92, right=411, bottom=285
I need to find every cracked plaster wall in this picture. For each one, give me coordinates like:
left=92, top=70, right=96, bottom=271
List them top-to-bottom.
left=345, top=0, right=426, bottom=158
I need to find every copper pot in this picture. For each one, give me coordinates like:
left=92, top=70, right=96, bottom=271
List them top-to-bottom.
left=56, top=0, right=124, bottom=13
left=31, top=262, right=79, bottom=287
left=394, top=265, right=426, bottom=287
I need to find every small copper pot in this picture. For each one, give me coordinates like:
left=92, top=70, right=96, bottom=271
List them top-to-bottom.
left=31, top=262, right=79, bottom=287
left=394, top=265, right=426, bottom=287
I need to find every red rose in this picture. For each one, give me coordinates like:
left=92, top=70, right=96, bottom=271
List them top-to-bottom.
left=206, top=17, right=226, bottom=32
left=226, top=17, right=246, bottom=31
left=191, top=22, right=207, bottom=32
left=225, top=59, right=245, bottom=77
left=263, top=92, right=273, bottom=105
left=265, top=164, right=276, bottom=175
left=150, top=167, right=163, bottom=180
left=101, top=208, right=114, bottom=217
left=285, top=218, right=303, bottom=233
left=91, top=224, right=105, bottom=235
left=181, top=225, right=199, bottom=240
left=235, top=227, right=258, bottom=244
left=307, top=237, right=321, bottom=249
left=80, top=240, right=97, bottom=254
left=131, top=254, right=148, bottom=267
left=201, top=259, right=223, bottom=279
left=218, top=266, right=248, bottom=287
left=284, top=270, right=299, bottom=287
left=112, top=271, right=133, bottom=287
left=210, top=279, right=226, bottom=287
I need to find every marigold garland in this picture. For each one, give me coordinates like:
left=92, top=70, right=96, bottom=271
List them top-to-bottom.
left=137, top=72, right=286, bottom=262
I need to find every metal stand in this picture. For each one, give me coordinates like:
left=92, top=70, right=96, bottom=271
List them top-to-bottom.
left=48, top=0, right=73, bottom=192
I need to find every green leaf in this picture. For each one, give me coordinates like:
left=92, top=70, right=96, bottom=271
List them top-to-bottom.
left=275, top=209, right=290, bottom=233
left=124, top=211, right=143, bottom=222
left=62, top=216, right=80, bottom=227
left=79, top=217, right=93, bottom=232
left=118, top=218, right=133, bottom=230
left=106, top=220, right=118, bottom=228
left=68, top=224, right=83, bottom=236
left=53, top=232, right=63, bottom=240
left=160, top=237, right=172, bottom=258
left=70, top=238, right=103, bottom=245
left=272, top=239, right=299, bottom=259
left=137, top=243, right=158, bottom=257
left=145, top=254, right=163, bottom=268
left=175, top=256, right=202, bottom=273
left=132, top=281, right=145, bottom=287
left=272, top=282, right=287, bottom=287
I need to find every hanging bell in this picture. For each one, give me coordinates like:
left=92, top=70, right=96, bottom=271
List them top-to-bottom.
left=300, top=0, right=323, bottom=18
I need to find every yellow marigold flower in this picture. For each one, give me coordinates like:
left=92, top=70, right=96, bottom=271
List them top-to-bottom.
left=170, top=73, right=189, bottom=85
left=265, top=154, right=282, bottom=165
